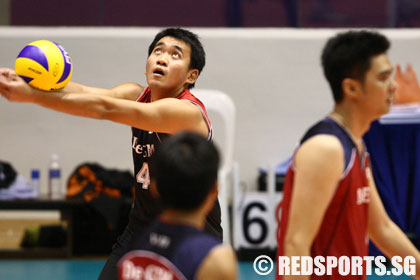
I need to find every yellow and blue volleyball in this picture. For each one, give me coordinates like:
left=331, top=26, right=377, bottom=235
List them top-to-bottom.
left=15, top=40, right=73, bottom=91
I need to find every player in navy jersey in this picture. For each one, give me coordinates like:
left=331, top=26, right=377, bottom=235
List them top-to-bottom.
left=0, top=28, right=222, bottom=280
left=276, top=30, right=420, bottom=280
left=118, top=132, right=237, bottom=280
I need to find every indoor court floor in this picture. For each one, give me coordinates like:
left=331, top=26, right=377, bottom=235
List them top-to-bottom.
left=0, top=260, right=414, bottom=279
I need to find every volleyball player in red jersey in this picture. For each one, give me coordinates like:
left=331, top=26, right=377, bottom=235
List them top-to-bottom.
left=0, top=28, right=222, bottom=280
left=276, top=30, right=420, bottom=280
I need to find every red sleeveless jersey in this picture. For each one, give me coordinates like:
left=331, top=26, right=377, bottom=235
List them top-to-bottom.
left=276, top=118, right=371, bottom=280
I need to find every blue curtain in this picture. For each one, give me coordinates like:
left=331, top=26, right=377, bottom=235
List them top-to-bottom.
left=364, top=120, right=420, bottom=256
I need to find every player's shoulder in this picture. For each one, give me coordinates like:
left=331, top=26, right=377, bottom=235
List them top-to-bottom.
left=112, top=82, right=144, bottom=100
left=114, top=82, right=143, bottom=91
left=177, top=89, right=203, bottom=104
left=299, top=118, right=346, bottom=153
left=301, top=118, right=341, bottom=143
left=293, top=134, right=345, bottom=181
left=299, top=134, right=343, bottom=159
left=175, top=228, right=221, bottom=257
left=195, top=245, right=237, bottom=280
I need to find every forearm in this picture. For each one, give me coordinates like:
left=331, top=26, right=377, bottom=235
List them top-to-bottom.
left=62, top=81, right=85, bottom=93
left=64, top=81, right=142, bottom=100
left=64, top=81, right=119, bottom=96
left=30, top=90, right=112, bottom=120
left=30, top=90, right=159, bottom=131
left=370, top=220, right=420, bottom=279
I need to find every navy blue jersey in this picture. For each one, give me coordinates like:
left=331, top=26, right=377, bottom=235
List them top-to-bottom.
left=128, top=87, right=222, bottom=240
left=118, top=220, right=221, bottom=280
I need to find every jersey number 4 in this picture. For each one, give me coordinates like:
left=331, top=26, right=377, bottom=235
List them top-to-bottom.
left=136, top=162, right=150, bottom=189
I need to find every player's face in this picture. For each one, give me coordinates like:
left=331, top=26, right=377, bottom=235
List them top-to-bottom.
left=146, top=36, right=196, bottom=94
left=359, top=54, right=396, bottom=118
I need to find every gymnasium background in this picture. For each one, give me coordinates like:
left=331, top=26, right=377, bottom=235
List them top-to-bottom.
left=1, top=0, right=420, bottom=279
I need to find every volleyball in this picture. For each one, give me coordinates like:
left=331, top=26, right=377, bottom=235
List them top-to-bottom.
left=14, top=40, right=73, bottom=91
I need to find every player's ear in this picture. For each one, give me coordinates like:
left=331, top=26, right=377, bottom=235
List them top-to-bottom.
left=186, top=69, right=199, bottom=85
left=342, top=78, right=361, bottom=99
left=205, top=182, right=218, bottom=202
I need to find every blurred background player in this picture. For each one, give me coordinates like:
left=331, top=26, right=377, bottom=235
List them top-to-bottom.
left=0, top=27, right=222, bottom=280
left=276, top=30, right=420, bottom=280
left=118, top=132, right=237, bottom=280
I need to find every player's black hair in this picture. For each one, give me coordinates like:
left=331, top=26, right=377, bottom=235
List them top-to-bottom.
left=148, top=27, right=206, bottom=89
left=321, top=30, right=390, bottom=103
left=151, top=132, right=219, bottom=211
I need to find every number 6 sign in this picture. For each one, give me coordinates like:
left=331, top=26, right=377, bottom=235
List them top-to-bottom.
left=233, top=192, right=282, bottom=249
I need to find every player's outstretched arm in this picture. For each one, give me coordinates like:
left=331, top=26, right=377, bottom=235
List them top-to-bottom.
left=0, top=68, right=208, bottom=136
left=0, top=68, right=143, bottom=102
left=64, top=81, right=143, bottom=101
left=283, top=135, right=344, bottom=280
left=367, top=171, right=420, bottom=279
left=195, top=245, right=237, bottom=280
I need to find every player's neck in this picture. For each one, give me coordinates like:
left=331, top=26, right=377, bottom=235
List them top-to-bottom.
left=329, top=106, right=369, bottom=144
left=159, top=209, right=205, bottom=230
